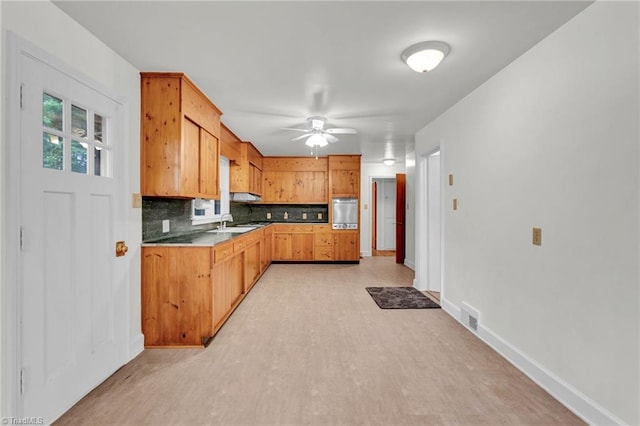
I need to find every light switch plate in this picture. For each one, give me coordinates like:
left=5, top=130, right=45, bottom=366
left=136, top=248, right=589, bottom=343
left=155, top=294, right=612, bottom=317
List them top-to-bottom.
left=449, top=174, right=454, bottom=186
left=132, top=193, right=142, bottom=208
left=453, top=198, right=458, bottom=210
left=266, top=212, right=272, bottom=219
left=317, top=213, right=322, bottom=219
left=532, top=227, right=542, bottom=246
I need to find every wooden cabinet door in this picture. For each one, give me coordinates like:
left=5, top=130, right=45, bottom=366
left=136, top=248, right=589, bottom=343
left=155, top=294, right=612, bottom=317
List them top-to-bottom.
left=182, top=118, right=201, bottom=197
left=199, top=128, right=219, bottom=199
left=249, top=164, right=262, bottom=196
left=331, top=169, right=359, bottom=197
left=263, top=228, right=273, bottom=266
left=333, top=232, right=359, bottom=261
left=273, top=233, right=291, bottom=260
left=291, top=233, right=314, bottom=260
left=244, top=241, right=261, bottom=291
left=142, top=247, right=212, bottom=347
left=229, top=251, right=245, bottom=307
left=212, top=261, right=227, bottom=330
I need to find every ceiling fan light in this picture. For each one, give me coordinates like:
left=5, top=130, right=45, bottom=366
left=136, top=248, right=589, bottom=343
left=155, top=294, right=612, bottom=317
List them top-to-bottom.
left=401, top=41, right=450, bottom=72
left=305, top=133, right=327, bottom=147
left=382, top=158, right=396, bottom=166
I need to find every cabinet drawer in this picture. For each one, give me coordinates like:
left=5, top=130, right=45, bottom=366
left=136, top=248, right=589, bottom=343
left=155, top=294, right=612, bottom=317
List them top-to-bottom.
left=273, top=224, right=315, bottom=233
left=312, top=224, right=331, bottom=232
left=244, top=231, right=262, bottom=245
left=314, top=232, right=333, bottom=247
left=234, top=239, right=246, bottom=253
left=213, top=242, right=234, bottom=263
left=314, top=246, right=333, bottom=261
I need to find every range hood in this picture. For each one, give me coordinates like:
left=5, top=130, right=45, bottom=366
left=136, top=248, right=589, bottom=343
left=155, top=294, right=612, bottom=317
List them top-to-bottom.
left=231, top=192, right=262, bottom=203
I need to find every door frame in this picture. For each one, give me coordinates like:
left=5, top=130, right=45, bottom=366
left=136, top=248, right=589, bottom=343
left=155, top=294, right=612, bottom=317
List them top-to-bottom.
left=2, top=32, right=131, bottom=418
left=414, top=146, right=444, bottom=294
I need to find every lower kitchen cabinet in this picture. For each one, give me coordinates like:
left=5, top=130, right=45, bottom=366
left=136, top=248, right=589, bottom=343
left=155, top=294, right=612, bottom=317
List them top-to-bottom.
left=272, top=224, right=359, bottom=262
left=142, top=227, right=272, bottom=348
left=333, top=230, right=360, bottom=261
left=273, top=231, right=314, bottom=261
left=212, top=241, right=244, bottom=332
left=142, top=246, right=213, bottom=347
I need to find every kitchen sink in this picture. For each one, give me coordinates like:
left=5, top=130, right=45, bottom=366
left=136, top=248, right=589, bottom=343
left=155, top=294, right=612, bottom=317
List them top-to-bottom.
left=207, top=226, right=257, bottom=234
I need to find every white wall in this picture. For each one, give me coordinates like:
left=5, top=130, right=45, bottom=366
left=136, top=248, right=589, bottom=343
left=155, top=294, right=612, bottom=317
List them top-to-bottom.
left=1, top=0, right=143, bottom=416
left=415, top=2, right=639, bottom=424
left=404, top=142, right=416, bottom=269
left=360, top=162, right=405, bottom=257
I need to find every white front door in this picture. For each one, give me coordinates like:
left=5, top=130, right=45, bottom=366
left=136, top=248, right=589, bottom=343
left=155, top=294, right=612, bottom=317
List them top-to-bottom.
left=18, top=48, right=127, bottom=423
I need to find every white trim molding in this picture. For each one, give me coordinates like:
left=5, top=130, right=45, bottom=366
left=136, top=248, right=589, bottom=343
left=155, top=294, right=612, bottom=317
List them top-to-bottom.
left=440, top=297, right=625, bottom=426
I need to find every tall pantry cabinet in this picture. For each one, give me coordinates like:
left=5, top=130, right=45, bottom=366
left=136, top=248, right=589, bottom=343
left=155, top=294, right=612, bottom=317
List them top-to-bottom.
left=141, top=72, right=222, bottom=198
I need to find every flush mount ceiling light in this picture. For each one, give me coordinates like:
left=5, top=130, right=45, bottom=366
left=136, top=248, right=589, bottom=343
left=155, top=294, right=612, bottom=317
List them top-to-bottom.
left=401, top=41, right=450, bottom=73
left=382, top=158, right=396, bottom=166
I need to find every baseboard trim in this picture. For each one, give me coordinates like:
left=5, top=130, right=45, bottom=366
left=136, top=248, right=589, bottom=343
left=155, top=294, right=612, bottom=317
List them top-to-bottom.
left=404, top=259, right=415, bottom=270
left=440, top=297, right=625, bottom=426
left=129, top=333, right=145, bottom=361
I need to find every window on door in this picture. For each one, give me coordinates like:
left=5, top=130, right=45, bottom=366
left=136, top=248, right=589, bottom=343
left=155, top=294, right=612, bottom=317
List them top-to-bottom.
left=42, top=92, right=111, bottom=176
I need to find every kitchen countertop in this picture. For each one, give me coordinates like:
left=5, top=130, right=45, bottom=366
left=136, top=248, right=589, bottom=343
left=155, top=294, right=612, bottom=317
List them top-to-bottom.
left=142, top=222, right=330, bottom=247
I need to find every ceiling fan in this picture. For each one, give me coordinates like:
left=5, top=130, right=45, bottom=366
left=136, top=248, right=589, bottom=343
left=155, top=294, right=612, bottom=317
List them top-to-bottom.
left=282, top=116, right=357, bottom=147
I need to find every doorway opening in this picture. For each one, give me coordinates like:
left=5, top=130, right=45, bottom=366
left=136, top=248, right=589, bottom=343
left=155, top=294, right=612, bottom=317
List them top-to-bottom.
left=415, top=149, right=442, bottom=295
left=371, top=178, right=396, bottom=256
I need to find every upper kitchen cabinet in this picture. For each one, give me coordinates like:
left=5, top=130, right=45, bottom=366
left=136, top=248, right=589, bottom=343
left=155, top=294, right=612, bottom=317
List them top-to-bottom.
left=141, top=72, right=222, bottom=199
left=220, top=123, right=241, bottom=164
left=230, top=142, right=263, bottom=196
left=328, top=155, right=361, bottom=198
left=262, top=157, right=328, bottom=204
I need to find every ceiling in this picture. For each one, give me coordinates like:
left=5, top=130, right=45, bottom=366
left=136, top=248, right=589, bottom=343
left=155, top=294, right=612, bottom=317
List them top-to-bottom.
left=54, top=1, right=590, bottom=163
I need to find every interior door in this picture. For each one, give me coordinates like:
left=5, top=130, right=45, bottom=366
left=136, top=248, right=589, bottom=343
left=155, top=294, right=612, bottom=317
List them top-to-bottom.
left=19, top=50, right=127, bottom=422
left=395, top=173, right=406, bottom=264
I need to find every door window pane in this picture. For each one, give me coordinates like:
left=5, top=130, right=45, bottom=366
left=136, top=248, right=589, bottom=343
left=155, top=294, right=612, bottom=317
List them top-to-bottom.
left=43, top=93, right=63, bottom=131
left=71, top=105, right=87, bottom=138
left=94, top=114, right=103, bottom=143
left=43, top=132, right=64, bottom=170
left=71, top=140, right=88, bottom=174
left=94, top=146, right=103, bottom=176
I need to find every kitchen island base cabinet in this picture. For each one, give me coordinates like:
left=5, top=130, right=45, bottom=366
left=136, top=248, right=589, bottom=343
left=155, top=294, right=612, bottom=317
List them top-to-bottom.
left=142, top=247, right=212, bottom=348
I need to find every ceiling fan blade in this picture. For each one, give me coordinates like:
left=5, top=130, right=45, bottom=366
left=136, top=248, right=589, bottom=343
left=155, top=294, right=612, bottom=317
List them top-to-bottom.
left=282, top=127, right=310, bottom=132
left=325, top=128, right=357, bottom=135
left=291, top=133, right=311, bottom=142
left=325, top=134, right=339, bottom=143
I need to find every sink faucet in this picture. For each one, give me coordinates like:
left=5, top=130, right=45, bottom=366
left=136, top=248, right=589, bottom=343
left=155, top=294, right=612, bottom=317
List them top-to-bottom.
left=219, top=213, right=233, bottom=230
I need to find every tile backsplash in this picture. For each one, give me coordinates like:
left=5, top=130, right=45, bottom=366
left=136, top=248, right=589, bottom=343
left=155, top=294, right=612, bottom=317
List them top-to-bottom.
left=142, top=197, right=217, bottom=242
left=143, top=198, right=329, bottom=242
left=230, top=203, right=328, bottom=224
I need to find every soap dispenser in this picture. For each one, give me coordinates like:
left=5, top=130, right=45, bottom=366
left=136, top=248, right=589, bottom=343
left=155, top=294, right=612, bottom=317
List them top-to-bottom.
left=284, top=211, right=288, bottom=220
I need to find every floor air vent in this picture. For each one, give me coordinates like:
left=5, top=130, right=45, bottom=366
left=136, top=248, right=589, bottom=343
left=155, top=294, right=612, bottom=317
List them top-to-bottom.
left=461, top=302, right=480, bottom=332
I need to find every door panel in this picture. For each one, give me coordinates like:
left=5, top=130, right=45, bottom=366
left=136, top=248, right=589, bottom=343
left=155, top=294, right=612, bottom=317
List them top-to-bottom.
left=20, top=49, right=126, bottom=423
left=396, top=174, right=406, bottom=264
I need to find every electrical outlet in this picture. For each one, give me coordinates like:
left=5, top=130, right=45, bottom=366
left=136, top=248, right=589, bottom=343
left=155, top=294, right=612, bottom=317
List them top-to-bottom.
left=266, top=212, right=272, bottom=219
left=302, top=213, right=307, bottom=220
left=317, top=213, right=322, bottom=219
left=162, top=219, right=170, bottom=233
left=532, top=227, right=542, bottom=246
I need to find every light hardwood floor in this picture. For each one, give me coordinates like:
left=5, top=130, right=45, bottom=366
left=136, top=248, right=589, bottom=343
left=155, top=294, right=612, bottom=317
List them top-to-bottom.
left=56, top=257, right=583, bottom=425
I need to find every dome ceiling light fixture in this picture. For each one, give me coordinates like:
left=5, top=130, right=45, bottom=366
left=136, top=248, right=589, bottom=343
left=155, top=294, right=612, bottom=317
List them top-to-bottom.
left=401, top=41, right=450, bottom=73
left=382, top=158, right=396, bottom=166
